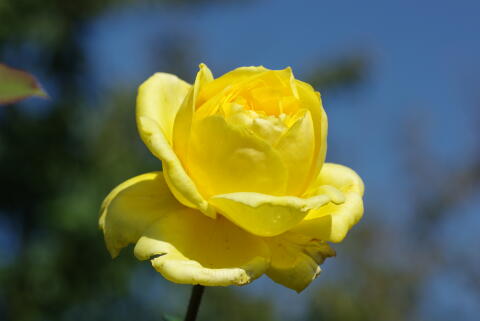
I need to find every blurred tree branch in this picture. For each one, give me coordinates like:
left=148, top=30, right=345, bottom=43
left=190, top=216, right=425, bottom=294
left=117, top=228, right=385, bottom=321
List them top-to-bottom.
left=306, top=55, right=368, bottom=93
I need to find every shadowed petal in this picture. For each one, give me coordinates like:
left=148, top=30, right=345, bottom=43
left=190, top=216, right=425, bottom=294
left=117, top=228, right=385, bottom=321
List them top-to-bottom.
left=99, top=172, right=183, bottom=258
left=134, top=209, right=270, bottom=286
left=265, top=232, right=335, bottom=292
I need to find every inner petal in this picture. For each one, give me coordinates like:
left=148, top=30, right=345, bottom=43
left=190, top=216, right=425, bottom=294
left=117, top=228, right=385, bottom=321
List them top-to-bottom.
left=222, top=103, right=288, bottom=145
left=186, top=115, right=288, bottom=197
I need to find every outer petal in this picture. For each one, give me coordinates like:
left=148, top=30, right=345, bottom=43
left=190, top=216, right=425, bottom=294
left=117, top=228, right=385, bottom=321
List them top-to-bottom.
left=137, top=72, right=215, bottom=218
left=137, top=73, right=190, bottom=144
left=295, top=80, right=328, bottom=193
left=186, top=115, right=288, bottom=197
left=138, top=117, right=216, bottom=218
left=291, top=163, right=365, bottom=242
left=99, top=172, right=183, bottom=258
left=209, top=187, right=344, bottom=237
left=134, top=209, right=270, bottom=286
left=265, top=232, right=336, bottom=292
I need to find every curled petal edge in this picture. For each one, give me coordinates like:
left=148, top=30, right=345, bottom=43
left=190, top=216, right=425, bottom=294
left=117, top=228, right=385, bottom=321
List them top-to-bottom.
left=138, top=116, right=216, bottom=218
left=292, top=163, right=365, bottom=242
left=99, top=172, right=183, bottom=258
left=209, top=187, right=345, bottom=237
left=133, top=211, right=270, bottom=286
left=265, top=234, right=336, bottom=292
left=144, top=248, right=268, bottom=287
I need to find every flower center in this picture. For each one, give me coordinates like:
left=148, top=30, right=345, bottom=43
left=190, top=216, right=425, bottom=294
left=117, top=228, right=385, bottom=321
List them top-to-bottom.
left=221, top=103, right=306, bottom=145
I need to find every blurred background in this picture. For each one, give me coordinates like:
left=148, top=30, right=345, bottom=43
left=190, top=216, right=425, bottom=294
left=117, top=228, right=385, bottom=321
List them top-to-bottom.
left=1, top=0, right=479, bottom=320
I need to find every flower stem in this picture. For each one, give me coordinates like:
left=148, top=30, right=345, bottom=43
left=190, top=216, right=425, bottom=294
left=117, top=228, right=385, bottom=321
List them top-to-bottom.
left=184, top=285, right=205, bottom=321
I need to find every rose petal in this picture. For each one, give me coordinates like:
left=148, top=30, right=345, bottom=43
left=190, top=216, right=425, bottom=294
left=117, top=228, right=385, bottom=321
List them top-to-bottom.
left=173, top=63, right=214, bottom=160
left=197, top=66, right=268, bottom=105
left=137, top=72, right=215, bottom=217
left=137, top=72, right=190, bottom=144
left=295, top=80, right=328, bottom=193
left=275, top=109, right=316, bottom=195
left=187, top=115, right=288, bottom=197
left=138, top=116, right=215, bottom=217
left=291, top=163, right=365, bottom=242
left=99, top=172, right=183, bottom=258
left=209, top=188, right=343, bottom=237
left=134, top=208, right=270, bottom=286
left=265, top=232, right=336, bottom=292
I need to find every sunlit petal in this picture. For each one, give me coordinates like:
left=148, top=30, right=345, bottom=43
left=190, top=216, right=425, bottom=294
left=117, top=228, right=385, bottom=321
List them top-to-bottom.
left=295, top=80, right=328, bottom=193
left=187, top=115, right=288, bottom=197
left=99, top=172, right=183, bottom=258
left=209, top=188, right=344, bottom=237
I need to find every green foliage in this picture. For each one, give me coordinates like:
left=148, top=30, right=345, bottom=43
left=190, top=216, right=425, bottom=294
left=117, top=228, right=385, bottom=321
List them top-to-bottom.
left=0, top=64, right=47, bottom=104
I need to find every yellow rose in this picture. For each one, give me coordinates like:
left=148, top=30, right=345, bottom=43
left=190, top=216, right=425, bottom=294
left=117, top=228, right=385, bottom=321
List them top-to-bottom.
left=99, top=64, right=364, bottom=292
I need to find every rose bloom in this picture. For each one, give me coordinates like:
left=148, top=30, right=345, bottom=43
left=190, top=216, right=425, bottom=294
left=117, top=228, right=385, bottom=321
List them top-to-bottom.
left=100, top=64, right=364, bottom=292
